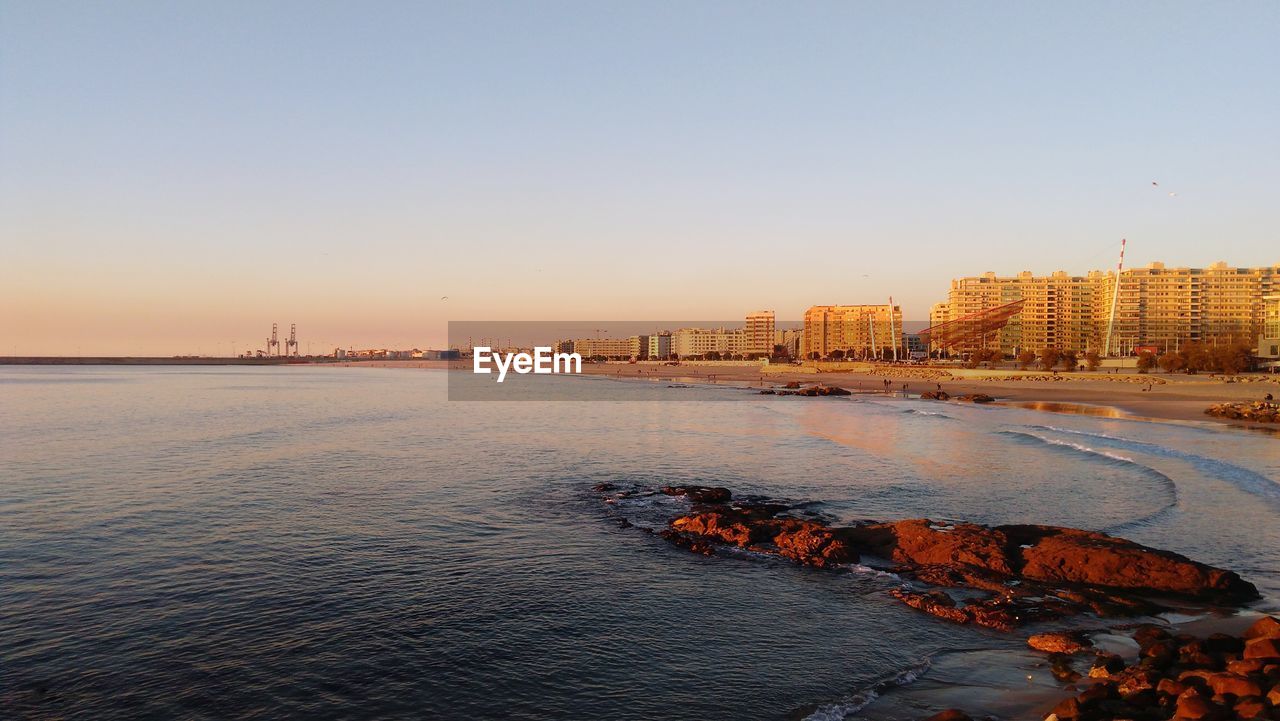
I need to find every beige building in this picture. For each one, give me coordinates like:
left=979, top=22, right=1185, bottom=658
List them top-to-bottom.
left=931, top=261, right=1280, bottom=355
left=1260, top=294, right=1280, bottom=363
left=801, top=304, right=903, bottom=359
left=744, top=311, right=776, bottom=355
left=672, top=327, right=748, bottom=357
left=573, top=337, right=634, bottom=359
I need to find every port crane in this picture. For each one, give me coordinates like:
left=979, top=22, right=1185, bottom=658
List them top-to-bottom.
left=266, top=324, right=280, bottom=356
left=286, top=324, right=299, bottom=357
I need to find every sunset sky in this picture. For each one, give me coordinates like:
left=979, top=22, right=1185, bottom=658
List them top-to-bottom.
left=2, top=1, right=1277, bottom=355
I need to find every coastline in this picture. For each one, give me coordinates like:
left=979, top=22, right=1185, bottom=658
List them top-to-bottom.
left=561, top=361, right=1280, bottom=433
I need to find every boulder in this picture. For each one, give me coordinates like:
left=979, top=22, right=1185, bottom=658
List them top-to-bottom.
left=659, top=485, right=732, bottom=504
left=772, top=521, right=859, bottom=567
left=999, top=525, right=1259, bottom=603
left=1244, top=616, right=1280, bottom=640
left=1028, top=632, right=1092, bottom=655
left=1243, top=636, right=1280, bottom=660
left=922, top=710, right=972, bottom=721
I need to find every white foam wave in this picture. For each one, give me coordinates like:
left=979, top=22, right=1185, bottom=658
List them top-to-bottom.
left=802, top=657, right=932, bottom=720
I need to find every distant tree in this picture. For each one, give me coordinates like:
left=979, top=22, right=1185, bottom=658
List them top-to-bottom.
left=1178, top=342, right=1210, bottom=373
left=1210, top=343, right=1254, bottom=374
left=1039, top=347, right=1060, bottom=371
left=830, top=349, right=845, bottom=360
left=1017, top=349, right=1037, bottom=370
left=705, top=350, right=722, bottom=361
left=1060, top=350, right=1079, bottom=371
left=808, top=351, right=821, bottom=360
left=1083, top=351, right=1101, bottom=371
left=1136, top=351, right=1156, bottom=373
left=1157, top=352, right=1184, bottom=374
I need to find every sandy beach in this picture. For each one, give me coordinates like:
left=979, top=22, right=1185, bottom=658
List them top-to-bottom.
left=570, top=361, right=1280, bottom=431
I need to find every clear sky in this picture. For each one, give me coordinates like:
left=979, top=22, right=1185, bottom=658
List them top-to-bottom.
left=2, top=1, right=1277, bottom=355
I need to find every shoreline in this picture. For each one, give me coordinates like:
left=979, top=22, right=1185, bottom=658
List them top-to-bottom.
left=563, top=361, right=1280, bottom=433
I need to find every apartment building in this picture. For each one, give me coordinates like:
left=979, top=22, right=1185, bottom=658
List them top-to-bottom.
left=931, top=262, right=1280, bottom=355
left=801, top=304, right=903, bottom=359
left=744, top=311, right=776, bottom=356
left=672, top=327, right=748, bottom=357
left=572, top=337, right=634, bottom=359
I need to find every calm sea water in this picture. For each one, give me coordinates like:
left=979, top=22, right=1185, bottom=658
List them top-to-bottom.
left=2, top=366, right=1278, bottom=720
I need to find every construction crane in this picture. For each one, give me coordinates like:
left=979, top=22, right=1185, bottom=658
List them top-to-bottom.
left=267, top=323, right=280, bottom=356
left=286, top=324, right=298, bottom=357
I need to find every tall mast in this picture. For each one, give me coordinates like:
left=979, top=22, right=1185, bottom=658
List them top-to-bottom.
left=1103, top=238, right=1126, bottom=357
left=888, top=297, right=898, bottom=362
left=868, top=312, right=877, bottom=360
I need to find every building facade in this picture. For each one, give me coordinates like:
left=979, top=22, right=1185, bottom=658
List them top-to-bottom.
left=931, top=262, right=1280, bottom=355
left=801, top=304, right=903, bottom=359
left=744, top=311, right=776, bottom=356
left=672, top=327, right=748, bottom=358
left=647, top=332, right=673, bottom=360
left=572, top=337, right=634, bottom=359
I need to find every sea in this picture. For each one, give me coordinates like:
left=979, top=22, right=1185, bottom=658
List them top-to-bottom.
left=2, top=366, right=1278, bottom=720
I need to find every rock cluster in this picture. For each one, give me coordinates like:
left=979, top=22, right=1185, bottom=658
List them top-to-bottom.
left=766, top=385, right=853, bottom=397
left=920, top=390, right=951, bottom=400
left=954, top=393, right=996, bottom=403
left=1205, top=401, right=1280, bottom=423
left=609, top=486, right=1257, bottom=632
left=1039, top=616, right=1280, bottom=721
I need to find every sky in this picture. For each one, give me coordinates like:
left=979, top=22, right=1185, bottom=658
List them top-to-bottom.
left=2, top=1, right=1277, bottom=355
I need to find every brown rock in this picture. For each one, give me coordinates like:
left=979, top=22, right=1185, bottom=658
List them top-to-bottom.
left=670, top=511, right=761, bottom=546
left=845, top=519, right=1016, bottom=575
left=772, top=521, right=859, bottom=567
left=1000, top=525, right=1259, bottom=602
left=1244, top=616, right=1280, bottom=640
left=1028, top=631, right=1091, bottom=654
left=1244, top=636, right=1280, bottom=660
left=1227, top=658, right=1266, bottom=675
left=1203, top=671, right=1262, bottom=697
left=1174, top=691, right=1226, bottom=720
left=1232, top=696, right=1268, bottom=719
left=922, top=711, right=972, bottom=721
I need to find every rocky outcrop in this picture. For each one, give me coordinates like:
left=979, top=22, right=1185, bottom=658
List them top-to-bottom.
left=770, top=385, right=853, bottom=397
left=920, top=390, right=950, bottom=400
left=954, top=393, right=995, bottom=403
left=1206, top=401, right=1280, bottom=422
left=598, top=484, right=1260, bottom=631
left=659, top=485, right=732, bottom=504
left=1038, top=615, right=1280, bottom=721
left=1028, top=631, right=1092, bottom=655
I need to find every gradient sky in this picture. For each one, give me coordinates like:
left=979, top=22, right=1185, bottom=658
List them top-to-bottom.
left=2, top=1, right=1277, bottom=355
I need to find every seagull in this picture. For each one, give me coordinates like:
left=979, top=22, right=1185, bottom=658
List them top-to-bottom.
left=1168, top=192, right=1177, bottom=197
left=441, top=296, right=449, bottom=301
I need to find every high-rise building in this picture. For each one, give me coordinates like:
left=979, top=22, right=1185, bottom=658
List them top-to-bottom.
left=930, top=262, right=1280, bottom=355
left=801, top=304, right=903, bottom=360
left=744, top=311, right=776, bottom=356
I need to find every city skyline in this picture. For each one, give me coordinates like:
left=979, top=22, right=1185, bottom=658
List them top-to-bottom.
left=3, top=3, right=1278, bottom=354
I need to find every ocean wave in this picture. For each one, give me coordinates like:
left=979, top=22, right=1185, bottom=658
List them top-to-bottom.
left=900, top=408, right=953, bottom=419
left=1027, top=425, right=1280, bottom=507
left=999, top=430, right=1180, bottom=530
left=802, top=657, right=932, bottom=720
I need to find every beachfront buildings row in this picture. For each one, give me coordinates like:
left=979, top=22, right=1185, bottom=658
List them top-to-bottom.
left=928, top=261, right=1280, bottom=355
left=564, top=311, right=777, bottom=360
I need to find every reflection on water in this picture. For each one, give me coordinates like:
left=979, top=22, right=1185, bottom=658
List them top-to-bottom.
left=0, top=366, right=1277, bottom=720
left=1003, top=400, right=1135, bottom=418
